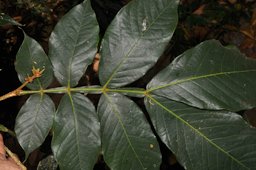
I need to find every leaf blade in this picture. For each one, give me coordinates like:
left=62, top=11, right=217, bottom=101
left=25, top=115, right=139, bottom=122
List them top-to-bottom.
left=49, top=0, right=99, bottom=87
left=99, top=0, right=179, bottom=87
left=15, top=33, right=53, bottom=90
left=147, top=40, right=256, bottom=111
left=52, top=93, right=100, bottom=170
left=98, top=93, right=161, bottom=170
left=15, top=94, right=55, bottom=159
left=145, top=95, right=256, bottom=170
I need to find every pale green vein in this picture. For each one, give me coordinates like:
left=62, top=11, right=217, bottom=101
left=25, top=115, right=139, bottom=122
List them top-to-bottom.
left=103, top=1, right=174, bottom=88
left=67, top=11, right=83, bottom=88
left=26, top=37, right=43, bottom=89
left=103, top=38, right=140, bottom=88
left=148, top=69, right=256, bottom=92
left=20, top=87, right=145, bottom=95
left=107, top=88, right=146, bottom=97
left=68, top=93, right=82, bottom=170
left=103, top=93, right=145, bottom=169
left=26, top=94, right=44, bottom=158
left=147, top=94, right=249, bottom=169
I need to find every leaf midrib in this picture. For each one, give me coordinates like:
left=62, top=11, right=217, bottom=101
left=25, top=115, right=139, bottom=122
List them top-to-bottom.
left=103, top=1, right=174, bottom=88
left=67, top=5, right=84, bottom=88
left=26, top=37, right=43, bottom=89
left=148, top=69, right=256, bottom=92
left=68, top=93, right=83, bottom=170
left=103, top=93, right=145, bottom=169
left=26, top=94, right=44, bottom=155
left=147, top=94, right=250, bottom=169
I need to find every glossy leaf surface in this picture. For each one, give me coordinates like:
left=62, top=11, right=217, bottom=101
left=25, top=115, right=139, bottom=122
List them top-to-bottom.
left=49, top=0, right=99, bottom=87
left=99, top=0, right=179, bottom=87
left=15, top=33, right=53, bottom=89
left=147, top=40, right=256, bottom=111
left=52, top=93, right=100, bottom=170
left=98, top=93, right=161, bottom=170
left=15, top=94, right=55, bottom=159
left=145, top=95, right=256, bottom=170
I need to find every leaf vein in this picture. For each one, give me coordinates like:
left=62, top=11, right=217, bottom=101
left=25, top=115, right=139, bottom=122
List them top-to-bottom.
left=149, top=69, right=256, bottom=92
left=104, top=93, right=145, bottom=168
left=147, top=95, right=250, bottom=169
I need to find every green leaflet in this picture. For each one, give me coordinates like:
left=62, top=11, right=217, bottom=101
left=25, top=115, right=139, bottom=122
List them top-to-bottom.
left=49, top=0, right=99, bottom=87
left=99, top=0, right=179, bottom=88
left=15, top=33, right=53, bottom=90
left=147, top=40, right=256, bottom=111
left=52, top=93, right=100, bottom=170
left=98, top=93, right=161, bottom=170
left=15, top=94, right=55, bottom=159
left=145, top=95, right=256, bottom=170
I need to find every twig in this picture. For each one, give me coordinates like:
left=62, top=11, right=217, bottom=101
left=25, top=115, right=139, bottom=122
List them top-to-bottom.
left=0, top=67, right=44, bottom=101
left=0, top=124, right=16, bottom=137
left=4, top=146, right=27, bottom=170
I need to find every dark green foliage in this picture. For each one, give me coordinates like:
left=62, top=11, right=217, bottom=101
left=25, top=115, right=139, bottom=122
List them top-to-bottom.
left=1, top=0, right=256, bottom=169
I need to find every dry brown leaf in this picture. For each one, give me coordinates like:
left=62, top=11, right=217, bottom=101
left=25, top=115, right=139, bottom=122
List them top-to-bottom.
left=228, top=0, right=237, bottom=4
left=192, top=4, right=206, bottom=15
left=239, top=8, right=256, bottom=57
left=252, top=9, right=256, bottom=26
left=240, top=28, right=255, bottom=40
left=93, top=53, right=100, bottom=73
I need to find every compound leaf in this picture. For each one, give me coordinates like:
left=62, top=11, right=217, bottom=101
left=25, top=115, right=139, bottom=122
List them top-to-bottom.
left=49, top=0, right=99, bottom=87
left=99, top=0, right=179, bottom=88
left=15, top=33, right=53, bottom=90
left=147, top=40, right=256, bottom=111
left=52, top=93, right=100, bottom=170
left=98, top=93, right=161, bottom=170
left=15, top=94, right=55, bottom=159
left=145, top=95, right=256, bottom=170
